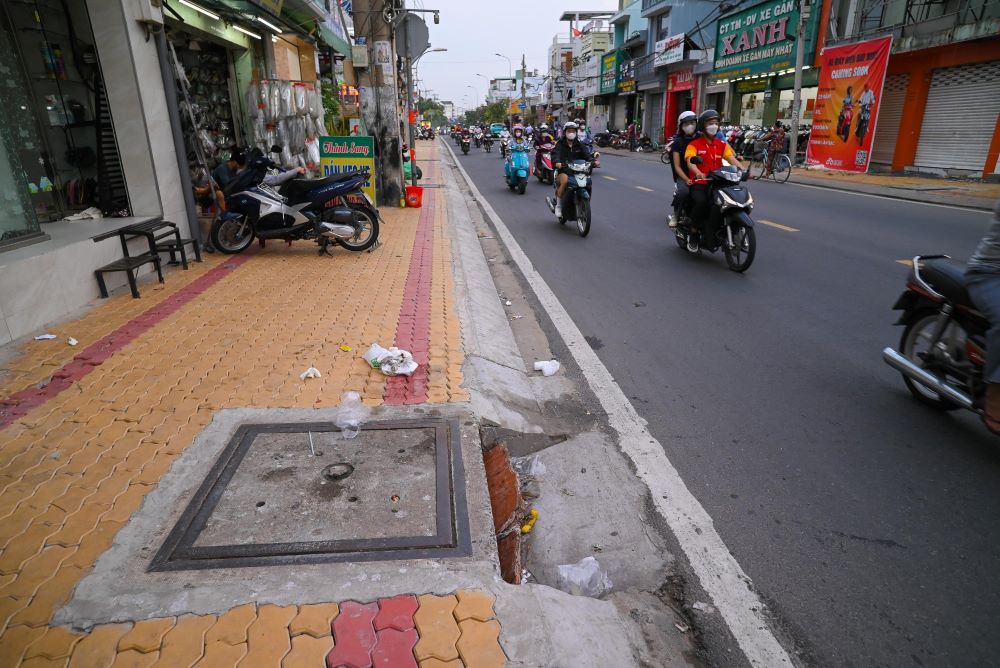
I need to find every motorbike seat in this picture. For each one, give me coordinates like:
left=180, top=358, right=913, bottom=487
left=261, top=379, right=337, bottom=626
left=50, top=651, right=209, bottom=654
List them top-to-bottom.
left=281, top=172, right=364, bottom=197
left=919, top=258, right=973, bottom=307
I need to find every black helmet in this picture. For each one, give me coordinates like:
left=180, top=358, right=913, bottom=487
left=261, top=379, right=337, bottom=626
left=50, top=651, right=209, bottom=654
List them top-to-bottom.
left=698, top=109, right=720, bottom=127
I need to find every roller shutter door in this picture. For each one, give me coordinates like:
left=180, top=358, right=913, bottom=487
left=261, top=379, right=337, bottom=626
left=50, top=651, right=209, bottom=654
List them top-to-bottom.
left=914, top=61, right=1000, bottom=171
left=870, top=73, right=908, bottom=165
left=646, top=92, right=664, bottom=143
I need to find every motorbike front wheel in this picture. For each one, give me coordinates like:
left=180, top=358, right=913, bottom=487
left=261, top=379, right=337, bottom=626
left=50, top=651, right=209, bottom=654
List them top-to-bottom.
left=660, top=150, right=671, bottom=165
left=576, top=197, right=591, bottom=237
left=211, top=217, right=255, bottom=254
left=724, top=224, right=755, bottom=272
left=899, top=312, right=966, bottom=410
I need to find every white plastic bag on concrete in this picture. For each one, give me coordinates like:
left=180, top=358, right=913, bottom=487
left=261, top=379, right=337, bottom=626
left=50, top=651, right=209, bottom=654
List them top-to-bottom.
left=363, top=343, right=418, bottom=376
left=533, top=360, right=561, bottom=377
left=300, top=367, right=322, bottom=380
left=335, top=391, right=370, bottom=439
left=512, top=455, right=546, bottom=477
left=556, top=556, right=612, bottom=597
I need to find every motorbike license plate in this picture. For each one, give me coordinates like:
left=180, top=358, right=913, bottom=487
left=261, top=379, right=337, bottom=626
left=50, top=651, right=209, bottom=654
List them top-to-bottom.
left=575, top=174, right=588, bottom=186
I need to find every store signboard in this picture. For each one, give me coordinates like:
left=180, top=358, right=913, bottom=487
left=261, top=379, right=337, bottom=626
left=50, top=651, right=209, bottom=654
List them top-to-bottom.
left=710, top=0, right=818, bottom=84
left=654, top=34, right=685, bottom=68
left=806, top=36, right=892, bottom=173
left=352, top=44, right=368, bottom=68
left=599, top=51, right=619, bottom=95
left=617, top=57, right=636, bottom=94
left=667, top=68, right=696, bottom=92
left=320, top=136, right=376, bottom=204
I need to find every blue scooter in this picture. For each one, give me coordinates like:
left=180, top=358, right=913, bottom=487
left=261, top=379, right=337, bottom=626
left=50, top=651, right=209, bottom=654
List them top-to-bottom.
left=504, top=140, right=531, bottom=195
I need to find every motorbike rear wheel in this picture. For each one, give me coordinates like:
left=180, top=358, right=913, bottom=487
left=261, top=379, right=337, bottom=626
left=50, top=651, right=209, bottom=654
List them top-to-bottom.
left=517, top=179, right=527, bottom=195
left=576, top=197, right=591, bottom=237
left=333, top=206, right=379, bottom=252
left=211, top=217, right=255, bottom=254
left=724, top=225, right=755, bottom=272
left=899, top=312, right=966, bottom=410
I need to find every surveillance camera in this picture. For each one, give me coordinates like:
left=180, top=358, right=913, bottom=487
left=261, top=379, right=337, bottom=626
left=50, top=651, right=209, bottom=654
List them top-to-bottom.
left=433, top=12, right=440, bottom=24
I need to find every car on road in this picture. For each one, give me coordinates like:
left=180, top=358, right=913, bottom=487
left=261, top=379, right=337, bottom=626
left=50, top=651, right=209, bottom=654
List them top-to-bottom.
left=489, top=122, right=506, bottom=137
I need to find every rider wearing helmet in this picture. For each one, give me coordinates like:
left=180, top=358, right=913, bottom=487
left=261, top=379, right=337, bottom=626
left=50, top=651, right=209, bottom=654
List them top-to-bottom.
left=683, top=109, right=746, bottom=250
left=667, top=110, right=700, bottom=229
left=574, top=118, right=591, bottom=144
left=552, top=121, right=597, bottom=218
left=511, top=123, right=530, bottom=151
left=534, top=123, right=556, bottom=172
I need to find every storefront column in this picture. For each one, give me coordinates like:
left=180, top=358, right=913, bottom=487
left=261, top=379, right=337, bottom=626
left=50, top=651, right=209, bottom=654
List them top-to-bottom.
left=892, top=69, right=932, bottom=172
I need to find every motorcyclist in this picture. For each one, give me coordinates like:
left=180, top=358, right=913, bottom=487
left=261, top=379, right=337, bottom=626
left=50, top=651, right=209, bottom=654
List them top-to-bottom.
left=683, top=109, right=746, bottom=251
left=667, top=110, right=699, bottom=229
left=574, top=118, right=592, bottom=144
left=551, top=121, right=597, bottom=219
left=510, top=123, right=531, bottom=152
left=534, top=123, right=556, bottom=172
left=966, top=201, right=1000, bottom=434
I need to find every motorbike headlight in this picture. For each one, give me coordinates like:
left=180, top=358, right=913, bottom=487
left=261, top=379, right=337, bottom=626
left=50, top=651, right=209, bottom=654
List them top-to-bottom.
left=716, top=190, right=742, bottom=210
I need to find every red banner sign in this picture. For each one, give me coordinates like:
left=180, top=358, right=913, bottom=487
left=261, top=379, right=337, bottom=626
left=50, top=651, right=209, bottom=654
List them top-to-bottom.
left=805, top=36, right=892, bottom=172
left=667, top=69, right=696, bottom=92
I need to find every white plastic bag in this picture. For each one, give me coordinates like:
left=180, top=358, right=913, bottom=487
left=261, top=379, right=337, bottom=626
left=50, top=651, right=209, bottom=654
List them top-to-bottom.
left=363, top=343, right=419, bottom=376
left=533, top=360, right=561, bottom=377
left=335, top=391, right=370, bottom=439
left=511, top=455, right=546, bottom=477
left=556, top=556, right=612, bottom=597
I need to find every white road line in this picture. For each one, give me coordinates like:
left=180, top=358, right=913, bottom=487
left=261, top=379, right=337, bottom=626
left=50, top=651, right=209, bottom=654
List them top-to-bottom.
left=445, top=141, right=793, bottom=667
left=602, top=175, right=618, bottom=181
left=785, top=180, right=991, bottom=213
left=636, top=185, right=655, bottom=192
left=758, top=219, right=800, bottom=232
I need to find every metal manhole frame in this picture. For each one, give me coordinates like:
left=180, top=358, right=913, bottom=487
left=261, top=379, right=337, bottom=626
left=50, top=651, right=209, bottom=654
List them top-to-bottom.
left=148, top=418, right=471, bottom=571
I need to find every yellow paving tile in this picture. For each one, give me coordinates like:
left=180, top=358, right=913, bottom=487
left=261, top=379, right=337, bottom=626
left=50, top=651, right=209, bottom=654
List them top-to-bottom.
left=0, top=546, right=73, bottom=600
left=9, top=565, right=85, bottom=628
left=453, top=591, right=496, bottom=623
left=413, top=594, right=460, bottom=662
left=288, top=603, right=338, bottom=638
left=203, top=604, right=257, bottom=646
left=239, top=604, right=296, bottom=666
left=156, top=614, right=216, bottom=667
left=117, top=617, right=176, bottom=654
left=456, top=619, right=506, bottom=668
left=0, top=623, right=47, bottom=664
left=66, top=623, right=132, bottom=668
left=23, top=624, right=84, bottom=660
left=281, top=633, right=333, bottom=667
left=194, top=640, right=246, bottom=667
left=110, top=649, right=161, bottom=667
left=418, top=659, right=464, bottom=668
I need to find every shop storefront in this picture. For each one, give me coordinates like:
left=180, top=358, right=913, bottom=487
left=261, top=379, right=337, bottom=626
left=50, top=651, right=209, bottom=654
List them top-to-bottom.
left=0, top=0, right=128, bottom=250
left=616, top=54, right=639, bottom=128
left=663, top=68, right=697, bottom=137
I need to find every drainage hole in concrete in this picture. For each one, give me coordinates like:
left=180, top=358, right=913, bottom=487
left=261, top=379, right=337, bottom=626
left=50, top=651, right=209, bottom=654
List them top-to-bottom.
left=322, top=463, right=355, bottom=481
left=391, top=495, right=400, bottom=503
left=348, top=496, right=359, bottom=503
left=256, top=501, right=265, bottom=508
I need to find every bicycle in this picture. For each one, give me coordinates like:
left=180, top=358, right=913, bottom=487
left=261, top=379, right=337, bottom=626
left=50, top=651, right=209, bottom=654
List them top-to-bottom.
left=752, top=150, right=791, bottom=183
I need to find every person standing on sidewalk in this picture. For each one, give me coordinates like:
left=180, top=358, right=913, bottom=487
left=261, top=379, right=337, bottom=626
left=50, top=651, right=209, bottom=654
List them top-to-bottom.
left=627, top=120, right=638, bottom=152
left=966, top=201, right=1000, bottom=434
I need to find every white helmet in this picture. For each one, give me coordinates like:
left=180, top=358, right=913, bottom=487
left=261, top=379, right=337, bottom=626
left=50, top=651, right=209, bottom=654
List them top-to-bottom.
left=678, top=111, right=697, bottom=125
left=563, top=121, right=579, bottom=131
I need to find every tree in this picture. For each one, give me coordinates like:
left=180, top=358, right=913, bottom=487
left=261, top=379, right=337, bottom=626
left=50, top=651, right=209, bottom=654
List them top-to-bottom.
left=416, top=96, right=447, bottom=129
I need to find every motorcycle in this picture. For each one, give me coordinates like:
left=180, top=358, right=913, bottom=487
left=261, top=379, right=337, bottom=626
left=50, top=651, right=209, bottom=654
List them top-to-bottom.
left=837, top=104, right=854, bottom=142
left=855, top=105, right=872, bottom=142
left=473, top=130, right=483, bottom=148
left=594, top=131, right=612, bottom=148
left=483, top=134, right=494, bottom=152
left=461, top=135, right=471, bottom=155
left=499, top=135, right=511, bottom=160
left=504, top=140, right=531, bottom=195
left=535, top=142, right=555, bottom=184
left=210, top=147, right=381, bottom=256
left=545, top=155, right=599, bottom=237
left=674, top=157, right=756, bottom=272
left=882, top=255, right=986, bottom=426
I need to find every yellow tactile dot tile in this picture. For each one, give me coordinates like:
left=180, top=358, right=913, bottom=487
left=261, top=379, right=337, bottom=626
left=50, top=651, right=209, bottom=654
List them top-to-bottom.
left=453, top=591, right=496, bottom=623
left=413, top=594, right=461, bottom=662
left=288, top=603, right=339, bottom=638
left=240, top=604, right=296, bottom=666
left=156, top=614, right=215, bottom=667
left=116, top=617, right=176, bottom=654
left=456, top=618, right=506, bottom=668
left=66, top=622, right=132, bottom=668
left=281, top=632, right=333, bottom=667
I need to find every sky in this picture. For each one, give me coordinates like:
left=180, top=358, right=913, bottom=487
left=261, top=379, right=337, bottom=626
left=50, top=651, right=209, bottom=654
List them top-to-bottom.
left=409, top=0, right=621, bottom=112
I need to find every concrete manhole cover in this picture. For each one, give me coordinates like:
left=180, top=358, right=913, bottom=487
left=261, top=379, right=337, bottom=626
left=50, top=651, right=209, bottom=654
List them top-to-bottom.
left=149, top=419, right=470, bottom=571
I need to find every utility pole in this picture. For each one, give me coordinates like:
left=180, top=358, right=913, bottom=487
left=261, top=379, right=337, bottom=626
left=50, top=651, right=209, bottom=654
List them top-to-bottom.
left=351, top=0, right=403, bottom=206
left=789, top=0, right=811, bottom=163
left=403, top=27, right=417, bottom=187
left=520, top=53, right=526, bottom=123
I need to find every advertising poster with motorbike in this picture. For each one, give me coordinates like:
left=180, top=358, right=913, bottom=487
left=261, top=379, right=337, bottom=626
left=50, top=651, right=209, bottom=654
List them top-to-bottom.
left=805, top=36, right=892, bottom=172
left=320, top=136, right=377, bottom=205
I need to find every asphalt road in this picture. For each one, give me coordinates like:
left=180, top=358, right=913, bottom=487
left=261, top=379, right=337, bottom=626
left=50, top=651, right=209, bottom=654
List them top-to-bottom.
left=448, top=138, right=1000, bottom=667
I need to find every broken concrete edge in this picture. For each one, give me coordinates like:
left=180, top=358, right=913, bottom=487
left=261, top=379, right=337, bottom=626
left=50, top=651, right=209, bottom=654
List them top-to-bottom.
left=53, top=403, right=502, bottom=630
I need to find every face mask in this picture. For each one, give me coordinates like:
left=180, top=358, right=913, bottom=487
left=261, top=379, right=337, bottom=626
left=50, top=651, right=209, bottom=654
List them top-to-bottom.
left=682, top=123, right=696, bottom=135
left=705, top=124, right=719, bottom=136
left=565, top=132, right=577, bottom=141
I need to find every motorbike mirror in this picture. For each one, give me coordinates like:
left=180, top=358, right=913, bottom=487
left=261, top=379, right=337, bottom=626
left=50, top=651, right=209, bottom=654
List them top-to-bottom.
left=270, top=145, right=283, bottom=153
left=690, top=156, right=704, bottom=165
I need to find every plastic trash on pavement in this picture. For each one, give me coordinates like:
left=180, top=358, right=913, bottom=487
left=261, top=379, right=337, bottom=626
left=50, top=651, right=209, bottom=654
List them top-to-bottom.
left=34, top=334, right=57, bottom=340
left=67, top=337, right=78, bottom=346
left=363, top=343, right=418, bottom=376
left=533, top=360, right=561, bottom=377
left=300, top=367, right=322, bottom=380
left=335, top=391, right=370, bottom=439
left=511, top=455, right=546, bottom=477
left=556, top=556, right=613, bottom=598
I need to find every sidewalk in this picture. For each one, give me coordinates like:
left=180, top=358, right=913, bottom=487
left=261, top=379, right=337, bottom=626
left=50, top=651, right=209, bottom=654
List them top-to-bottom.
left=0, top=145, right=674, bottom=667
left=600, top=145, right=1000, bottom=210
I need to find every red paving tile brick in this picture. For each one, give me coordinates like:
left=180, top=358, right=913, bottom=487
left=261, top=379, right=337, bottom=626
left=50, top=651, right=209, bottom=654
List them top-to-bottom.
left=373, top=595, right=417, bottom=632
left=326, top=601, right=377, bottom=668
left=371, top=627, right=418, bottom=668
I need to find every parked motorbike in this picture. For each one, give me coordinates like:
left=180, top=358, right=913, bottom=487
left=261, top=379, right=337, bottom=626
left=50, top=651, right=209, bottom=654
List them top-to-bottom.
left=837, top=104, right=854, bottom=142
left=855, top=105, right=872, bottom=142
left=594, top=131, right=612, bottom=148
left=461, top=134, right=471, bottom=155
left=504, top=141, right=531, bottom=195
left=535, top=142, right=555, bottom=184
left=211, top=147, right=380, bottom=256
left=546, top=154, right=599, bottom=237
left=674, top=157, right=756, bottom=272
left=882, top=255, right=987, bottom=426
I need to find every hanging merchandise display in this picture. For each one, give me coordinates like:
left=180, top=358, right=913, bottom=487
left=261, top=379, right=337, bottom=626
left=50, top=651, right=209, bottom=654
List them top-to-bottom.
left=247, top=79, right=327, bottom=171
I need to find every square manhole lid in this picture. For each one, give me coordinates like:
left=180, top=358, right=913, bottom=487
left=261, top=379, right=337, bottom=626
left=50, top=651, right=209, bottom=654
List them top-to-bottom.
left=149, top=419, right=470, bottom=571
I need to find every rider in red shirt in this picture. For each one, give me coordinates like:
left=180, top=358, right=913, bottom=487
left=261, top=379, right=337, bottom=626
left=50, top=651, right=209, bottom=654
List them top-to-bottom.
left=683, top=109, right=746, bottom=250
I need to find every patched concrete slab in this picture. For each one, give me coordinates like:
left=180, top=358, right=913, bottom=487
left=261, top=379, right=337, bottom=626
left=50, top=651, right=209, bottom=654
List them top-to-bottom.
left=55, top=404, right=499, bottom=630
